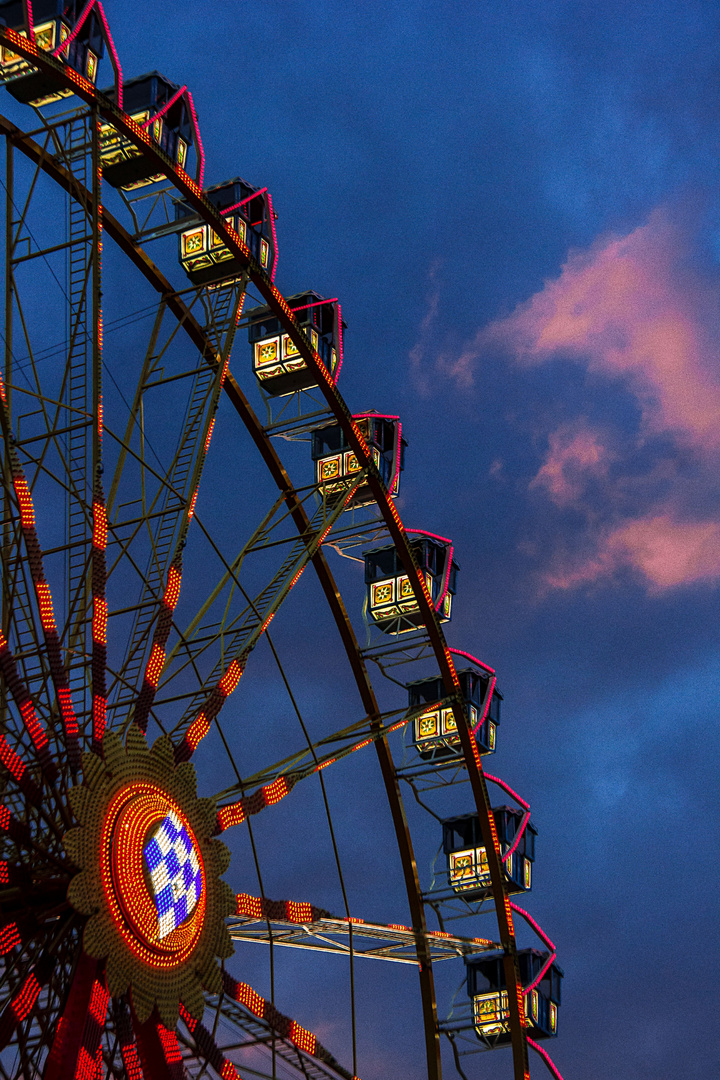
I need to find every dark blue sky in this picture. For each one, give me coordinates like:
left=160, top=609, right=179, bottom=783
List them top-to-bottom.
left=9, top=1, right=720, bottom=1077
left=101, top=2, right=719, bottom=1077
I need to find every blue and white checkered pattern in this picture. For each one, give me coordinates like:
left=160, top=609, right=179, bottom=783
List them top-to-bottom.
left=143, top=811, right=202, bottom=940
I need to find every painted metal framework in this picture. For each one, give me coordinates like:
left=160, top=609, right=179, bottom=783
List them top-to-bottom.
left=0, top=19, right=564, bottom=1080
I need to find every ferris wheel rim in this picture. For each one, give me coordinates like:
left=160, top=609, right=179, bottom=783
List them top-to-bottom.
left=0, top=27, right=534, bottom=1080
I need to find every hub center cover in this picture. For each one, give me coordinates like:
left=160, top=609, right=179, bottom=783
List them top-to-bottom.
left=144, top=810, right=203, bottom=938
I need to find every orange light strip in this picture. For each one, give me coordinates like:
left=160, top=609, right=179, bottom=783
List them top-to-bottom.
left=10, top=456, right=80, bottom=769
left=91, top=494, right=108, bottom=746
left=134, top=558, right=183, bottom=733
left=0, top=630, right=54, bottom=773
left=174, top=653, right=248, bottom=765
left=0, top=733, right=40, bottom=804
left=215, top=775, right=294, bottom=834
left=0, top=803, right=30, bottom=845
left=234, top=893, right=328, bottom=924
left=0, top=923, right=21, bottom=956
left=0, top=960, right=48, bottom=1052
left=10, top=971, right=41, bottom=1022
left=222, top=972, right=352, bottom=1074
left=178, top=1004, right=244, bottom=1079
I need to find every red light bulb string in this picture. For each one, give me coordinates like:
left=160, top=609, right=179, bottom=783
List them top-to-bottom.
left=10, top=449, right=80, bottom=770
left=91, top=489, right=108, bottom=749
left=133, top=556, right=183, bottom=733
left=0, top=629, right=56, bottom=780
left=174, top=651, right=248, bottom=764
left=214, top=774, right=295, bottom=834
left=0, top=950, right=54, bottom=1051
left=221, top=971, right=358, bottom=1076
left=179, top=1004, right=245, bottom=1080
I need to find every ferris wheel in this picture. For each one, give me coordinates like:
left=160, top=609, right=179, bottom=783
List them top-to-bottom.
left=0, top=5, right=565, bottom=1080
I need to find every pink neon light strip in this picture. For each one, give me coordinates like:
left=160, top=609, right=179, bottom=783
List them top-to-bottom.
left=24, top=0, right=34, bottom=40
left=48, top=0, right=124, bottom=108
left=51, top=0, right=93, bottom=54
left=94, top=2, right=122, bottom=109
left=139, top=84, right=186, bottom=128
left=185, top=89, right=205, bottom=188
left=216, top=187, right=278, bottom=279
left=219, top=187, right=268, bottom=216
left=266, top=191, right=279, bottom=281
left=288, top=297, right=342, bottom=380
left=290, top=297, right=338, bottom=312
left=334, top=302, right=343, bottom=382
left=353, top=413, right=400, bottom=422
left=350, top=414, right=403, bottom=493
left=389, top=420, right=402, bottom=493
left=405, top=528, right=452, bottom=545
left=403, top=529, right=454, bottom=612
left=434, top=542, right=454, bottom=613
left=448, top=647, right=495, bottom=676
left=472, top=673, right=496, bottom=733
left=483, top=770, right=531, bottom=860
left=483, top=772, right=530, bottom=811
left=503, top=808, right=531, bottom=861
left=510, top=902, right=556, bottom=995
left=527, top=1039, right=565, bottom=1080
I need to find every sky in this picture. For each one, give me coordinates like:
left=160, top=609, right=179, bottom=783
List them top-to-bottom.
left=6, top=1, right=720, bottom=1078
left=110, top=2, right=719, bottom=1078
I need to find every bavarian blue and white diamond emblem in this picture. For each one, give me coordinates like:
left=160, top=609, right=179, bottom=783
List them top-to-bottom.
left=143, top=811, right=202, bottom=940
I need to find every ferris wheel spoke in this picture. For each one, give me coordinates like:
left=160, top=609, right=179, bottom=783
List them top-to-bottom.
left=8, top=454, right=81, bottom=770
left=167, top=478, right=365, bottom=762
left=91, top=489, right=109, bottom=749
left=132, top=554, right=182, bottom=735
left=0, top=628, right=58, bottom=781
left=43, top=952, right=109, bottom=1080
left=219, top=973, right=358, bottom=1080
left=177, top=1002, right=246, bottom=1080
left=130, top=1008, right=184, bottom=1080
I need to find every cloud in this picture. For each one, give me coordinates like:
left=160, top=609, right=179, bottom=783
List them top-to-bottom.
left=474, top=206, right=720, bottom=593
left=485, top=207, right=720, bottom=453
left=530, top=421, right=610, bottom=504
left=546, top=514, right=720, bottom=591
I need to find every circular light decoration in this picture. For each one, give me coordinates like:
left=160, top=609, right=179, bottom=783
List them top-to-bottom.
left=64, top=725, right=234, bottom=1026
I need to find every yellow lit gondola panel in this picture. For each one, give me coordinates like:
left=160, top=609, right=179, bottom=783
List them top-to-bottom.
left=0, top=0, right=104, bottom=105
left=100, top=72, right=193, bottom=189
left=176, top=177, right=276, bottom=285
left=246, top=291, right=344, bottom=397
left=311, top=413, right=406, bottom=507
left=363, top=536, right=458, bottom=635
left=408, top=666, right=501, bottom=759
left=442, top=808, right=536, bottom=899
left=465, top=950, right=563, bottom=1044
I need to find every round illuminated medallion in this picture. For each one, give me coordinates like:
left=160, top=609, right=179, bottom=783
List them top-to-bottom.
left=65, top=727, right=234, bottom=1027
left=103, top=784, right=206, bottom=963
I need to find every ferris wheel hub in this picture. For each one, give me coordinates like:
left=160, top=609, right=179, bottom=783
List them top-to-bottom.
left=64, top=726, right=235, bottom=1026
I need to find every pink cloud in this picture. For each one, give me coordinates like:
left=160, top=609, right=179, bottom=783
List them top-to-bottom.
left=485, top=208, right=720, bottom=452
left=531, top=421, right=610, bottom=504
left=545, top=514, right=720, bottom=591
